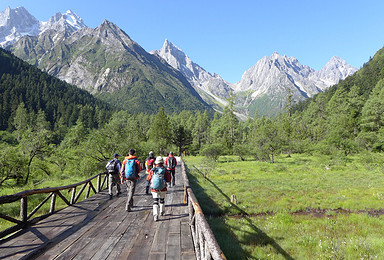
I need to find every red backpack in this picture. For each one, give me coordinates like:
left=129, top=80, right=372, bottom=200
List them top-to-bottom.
left=147, top=158, right=155, bottom=169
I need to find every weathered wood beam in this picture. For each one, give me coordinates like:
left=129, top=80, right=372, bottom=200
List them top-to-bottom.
left=181, top=160, right=227, bottom=260
left=0, top=172, right=107, bottom=205
left=89, top=181, right=97, bottom=196
left=73, top=183, right=87, bottom=204
left=56, top=190, right=71, bottom=206
left=27, top=192, right=53, bottom=220
left=50, top=193, right=56, bottom=214
left=20, top=197, right=27, bottom=228
left=0, top=212, right=22, bottom=225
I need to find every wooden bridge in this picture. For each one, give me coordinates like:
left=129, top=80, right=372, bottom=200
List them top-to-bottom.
left=0, top=161, right=226, bottom=260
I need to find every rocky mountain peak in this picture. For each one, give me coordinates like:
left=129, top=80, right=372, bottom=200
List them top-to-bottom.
left=0, top=6, right=40, bottom=46
left=0, top=6, right=87, bottom=47
left=42, top=9, right=86, bottom=32
left=62, top=10, right=86, bottom=29
left=153, top=39, right=233, bottom=110
left=317, top=56, right=358, bottom=86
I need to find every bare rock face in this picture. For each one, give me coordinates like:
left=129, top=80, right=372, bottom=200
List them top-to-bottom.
left=0, top=7, right=86, bottom=47
left=151, top=40, right=233, bottom=111
left=232, top=52, right=357, bottom=116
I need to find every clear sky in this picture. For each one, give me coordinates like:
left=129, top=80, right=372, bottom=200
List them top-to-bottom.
left=1, top=0, right=384, bottom=83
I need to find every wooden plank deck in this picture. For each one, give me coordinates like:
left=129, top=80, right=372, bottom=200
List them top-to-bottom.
left=0, top=166, right=195, bottom=260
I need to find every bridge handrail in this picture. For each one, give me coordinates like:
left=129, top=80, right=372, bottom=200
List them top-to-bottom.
left=181, top=160, right=226, bottom=260
left=0, top=171, right=109, bottom=240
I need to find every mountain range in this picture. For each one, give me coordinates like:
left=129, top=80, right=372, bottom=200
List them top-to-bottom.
left=0, top=6, right=358, bottom=117
left=1, top=7, right=212, bottom=115
left=153, top=42, right=357, bottom=116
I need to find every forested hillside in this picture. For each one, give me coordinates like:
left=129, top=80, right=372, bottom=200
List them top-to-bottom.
left=10, top=21, right=214, bottom=115
left=290, top=46, right=384, bottom=153
left=0, top=48, right=112, bottom=131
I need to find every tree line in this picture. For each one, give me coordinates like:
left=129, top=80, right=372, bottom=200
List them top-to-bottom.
left=1, top=45, right=384, bottom=189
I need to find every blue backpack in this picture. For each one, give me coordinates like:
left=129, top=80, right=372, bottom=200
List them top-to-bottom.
left=124, top=159, right=138, bottom=180
left=151, top=167, right=166, bottom=190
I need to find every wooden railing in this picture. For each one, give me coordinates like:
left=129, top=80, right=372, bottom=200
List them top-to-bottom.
left=181, top=161, right=227, bottom=260
left=0, top=171, right=109, bottom=240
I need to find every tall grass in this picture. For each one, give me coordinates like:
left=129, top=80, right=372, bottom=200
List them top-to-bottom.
left=184, top=153, right=384, bottom=259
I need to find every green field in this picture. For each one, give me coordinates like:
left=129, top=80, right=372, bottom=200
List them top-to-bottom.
left=184, top=153, right=384, bottom=259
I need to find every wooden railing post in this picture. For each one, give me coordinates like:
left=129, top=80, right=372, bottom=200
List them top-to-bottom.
left=97, top=174, right=101, bottom=193
left=101, top=174, right=107, bottom=190
left=85, top=183, right=91, bottom=199
left=70, top=187, right=76, bottom=204
left=50, top=192, right=56, bottom=214
left=20, top=197, right=27, bottom=228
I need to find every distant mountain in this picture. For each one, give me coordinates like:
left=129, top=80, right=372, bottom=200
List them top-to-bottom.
left=2, top=6, right=357, bottom=118
left=0, top=7, right=86, bottom=47
left=3, top=7, right=212, bottom=114
left=151, top=40, right=232, bottom=111
left=153, top=42, right=357, bottom=117
left=233, top=52, right=357, bottom=116
left=316, top=56, right=358, bottom=86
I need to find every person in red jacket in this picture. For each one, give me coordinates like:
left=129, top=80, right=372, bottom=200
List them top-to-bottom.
left=120, top=149, right=141, bottom=212
left=164, top=151, right=177, bottom=187
left=147, top=156, right=171, bottom=221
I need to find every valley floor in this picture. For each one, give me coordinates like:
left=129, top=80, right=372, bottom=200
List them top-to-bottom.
left=185, top=153, right=384, bottom=259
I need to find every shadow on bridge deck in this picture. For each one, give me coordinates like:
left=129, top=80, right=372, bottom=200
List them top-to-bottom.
left=0, top=166, right=195, bottom=260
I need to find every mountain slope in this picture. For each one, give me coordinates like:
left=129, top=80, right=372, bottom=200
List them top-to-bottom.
left=6, top=7, right=212, bottom=114
left=151, top=40, right=232, bottom=111
left=153, top=40, right=357, bottom=117
left=295, top=45, right=384, bottom=113
left=0, top=47, right=111, bottom=131
left=233, top=52, right=357, bottom=116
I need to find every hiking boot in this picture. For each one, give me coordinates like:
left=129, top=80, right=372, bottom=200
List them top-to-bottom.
left=126, top=206, right=132, bottom=212
left=154, top=215, right=158, bottom=222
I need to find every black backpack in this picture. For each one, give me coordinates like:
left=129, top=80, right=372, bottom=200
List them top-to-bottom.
left=167, top=156, right=176, bottom=169
left=106, top=159, right=118, bottom=174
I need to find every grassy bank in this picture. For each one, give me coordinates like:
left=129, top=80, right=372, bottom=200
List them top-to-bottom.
left=184, top=153, right=384, bottom=259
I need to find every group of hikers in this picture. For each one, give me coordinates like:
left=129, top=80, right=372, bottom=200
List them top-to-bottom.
left=105, top=149, right=177, bottom=222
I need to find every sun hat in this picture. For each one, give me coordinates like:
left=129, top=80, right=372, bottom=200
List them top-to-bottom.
left=155, top=156, right=164, bottom=164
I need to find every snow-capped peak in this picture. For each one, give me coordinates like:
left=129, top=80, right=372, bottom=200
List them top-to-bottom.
left=0, top=6, right=87, bottom=47
left=0, top=6, right=40, bottom=46
left=40, top=9, right=87, bottom=33
left=63, top=10, right=86, bottom=30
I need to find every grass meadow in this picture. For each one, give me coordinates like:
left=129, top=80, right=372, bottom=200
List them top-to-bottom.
left=184, top=152, right=384, bottom=259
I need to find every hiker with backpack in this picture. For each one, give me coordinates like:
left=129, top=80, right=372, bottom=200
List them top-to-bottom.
left=120, top=149, right=141, bottom=212
left=145, top=151, right=155, bottom=194
left=165, top=151, right=177, bottom=187
left=105, top=153, right=121, bottom=200
left=147, top=156, right=171, bottom=221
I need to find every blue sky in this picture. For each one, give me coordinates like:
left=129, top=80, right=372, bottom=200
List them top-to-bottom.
left=1, top=0, right=384, bottom=83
